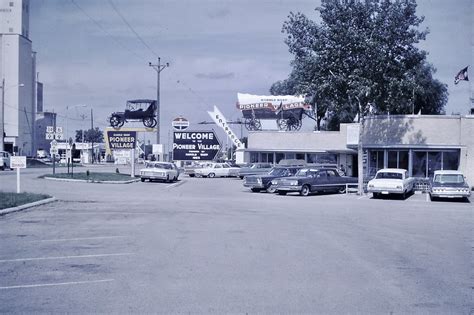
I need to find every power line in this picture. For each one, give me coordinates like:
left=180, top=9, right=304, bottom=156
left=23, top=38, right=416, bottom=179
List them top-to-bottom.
left=69, top=0, right=147, bottom=62
left=106, top=0, right=159, bottom=58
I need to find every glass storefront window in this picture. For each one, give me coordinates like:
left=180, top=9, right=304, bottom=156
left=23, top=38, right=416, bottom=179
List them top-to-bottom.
left=369, top=150, right=384, bottom=176
left=388, top=151, right=398, bottom=168
left=399, top=151, right=408, bottom=170
left=412, top=151, right=427, bottom=177
left=443, top=151, right=459, bottom=170
left=250, top=152, right=259, bottom=163
left=428, top=152, right=442, bottom=178
left=275, top=153, right=285, bottom=164
left=296, top=153, right=305, bottom=160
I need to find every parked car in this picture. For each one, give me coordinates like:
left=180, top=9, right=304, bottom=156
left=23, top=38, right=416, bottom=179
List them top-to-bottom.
left=0, top=151, right=12, bottom=170
left=139, top=161, right=179, bottom=182
left=184, top=162, right=212, bottom=177
left=194, top=162, right=240, bottom=178
left=238, top=163, right=273, bottom=179
left=243, top=166, right=303, bottom=193
left=273, top=168, right=358, bottom=196
left=367, top=168, right=414, bottom=198
left=430, top=170, right=471, bottom=200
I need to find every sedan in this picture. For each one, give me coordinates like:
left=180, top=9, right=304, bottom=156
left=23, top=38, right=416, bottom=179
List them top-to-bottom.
left=140, top=162, right=179, bottom=182
left=194, top=162, right=240, bottom=178
left=273, top=168, right=357, bottom=196
left=367, top=168, right=414, bottom=198
left=430, top=170, right=471, bottom=201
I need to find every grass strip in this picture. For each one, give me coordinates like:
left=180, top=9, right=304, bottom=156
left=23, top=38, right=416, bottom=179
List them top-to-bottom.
left=0, top=191, right=51, bottom=210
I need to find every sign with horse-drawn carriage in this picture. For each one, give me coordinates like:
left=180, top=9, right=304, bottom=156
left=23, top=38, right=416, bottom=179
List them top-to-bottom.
left=237, top=93, right=313, bottom=131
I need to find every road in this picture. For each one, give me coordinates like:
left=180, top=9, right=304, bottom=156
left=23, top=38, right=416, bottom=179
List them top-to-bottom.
left=0, top=166, right=472, bottom=313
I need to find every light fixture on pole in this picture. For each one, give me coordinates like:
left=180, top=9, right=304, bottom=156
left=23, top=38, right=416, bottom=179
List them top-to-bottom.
left=148, top=57, right=169, bottom=145
left=0, top=80, right=24, bottom=152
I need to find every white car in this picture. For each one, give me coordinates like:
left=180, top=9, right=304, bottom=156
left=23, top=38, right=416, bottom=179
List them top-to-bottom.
left=0, top=151, right=12, bottom=170
left=139, top=162, right=179, bottom=182
left=194, top=162, right=240, bottom=178
left=367, top=168, right=414, bottom=198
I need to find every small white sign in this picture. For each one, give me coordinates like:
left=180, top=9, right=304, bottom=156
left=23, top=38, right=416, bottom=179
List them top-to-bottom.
left=46, top=126, right=54, bottom=133
left=56, top=127, right=63, bottom=133
left=46, top=133, right=55, bottom=140
left=55, top=133, right=64, bottom=140
left=51, top=139, right=58, bottom=148
left=152, top=144, right=164, bottom=154
left=50, top=148, right=58, bottom=155
left=66, top=150, right=72, bottom=159
left=10, top=156, right=27, bottom=169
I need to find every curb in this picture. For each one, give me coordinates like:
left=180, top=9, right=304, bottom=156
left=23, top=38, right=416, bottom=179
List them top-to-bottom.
left=43, top=177, right=140, bottom=184
left=0, top=197, right=57, bottom=216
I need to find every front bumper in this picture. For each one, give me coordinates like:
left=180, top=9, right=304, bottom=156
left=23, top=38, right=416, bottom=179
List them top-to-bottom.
left=140, top=172, right=168, bottom=180
left=243, top=182, right=264, bottom=188
left=276, top=185, right=302, bottom=192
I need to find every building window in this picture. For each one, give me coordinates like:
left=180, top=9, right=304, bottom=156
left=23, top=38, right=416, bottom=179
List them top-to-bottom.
left=9, top=2, right=14, bottom=7
left=369, top=150, right=384, bottom=176
left=387, top=150, right=408, bottom=169
left=412, top=151, right=427, bottom=177
left=442, top=151, right=459, bottom=170
left=250, top=152, right=259, bottom=163
left=427, top=152, right=442, bottom=178
left=260, top=153, right=274, bottom=164
left=275, top=153, right=285, bottom=164
left=285, top=153, right=296, bottom=160
left=296, top=153, right=305, bottom=160
left=307, top=153, right=337, bottom=165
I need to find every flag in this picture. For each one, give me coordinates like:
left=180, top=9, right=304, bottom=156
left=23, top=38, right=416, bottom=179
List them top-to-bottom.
left=454, top=66, right=469, bottom=84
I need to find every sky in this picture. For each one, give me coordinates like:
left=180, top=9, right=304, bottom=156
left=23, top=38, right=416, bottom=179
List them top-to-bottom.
left=29, top=0, right=473, bottom=145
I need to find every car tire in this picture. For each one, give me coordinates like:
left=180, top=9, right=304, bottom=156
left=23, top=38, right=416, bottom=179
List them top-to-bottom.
left=0, top=163, right=4, bottom=171
left=208, top=173, right=216, bottom=178
left=189, top=174, right=195, bottom=177
left=166, top=175, right=170, bottom=183
left=173, top=176, right=177, bottom=182
left=239, top=176, right=244, bottom=179
left=141, top=178, right=145, bottom=182
left=266, top=183, right=276, bottom=193
left=300, top=185, right=310, bottom=196
left=338, top=186, right=346, bottom=194
left=251, top=188, right=260, bottom=193
left=278, top=191, right=287, bottom=195
left=373, top=192, right=379, bottom=199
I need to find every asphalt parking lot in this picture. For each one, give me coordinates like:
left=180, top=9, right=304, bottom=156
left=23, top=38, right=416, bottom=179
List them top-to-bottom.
left=0, top=167, right=472, bottom=313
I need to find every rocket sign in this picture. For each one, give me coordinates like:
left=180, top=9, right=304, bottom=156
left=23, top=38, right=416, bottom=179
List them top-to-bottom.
left=173, top=131, right=221, bottom=161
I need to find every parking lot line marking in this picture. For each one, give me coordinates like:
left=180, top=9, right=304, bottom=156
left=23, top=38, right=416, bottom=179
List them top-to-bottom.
left=166, top=180, right=186, bottom=189
left=32, top=236, right=127, bottom=242
left=0, top=253, right=134, bottom=263
left=0, top=279, right=114, bottom=290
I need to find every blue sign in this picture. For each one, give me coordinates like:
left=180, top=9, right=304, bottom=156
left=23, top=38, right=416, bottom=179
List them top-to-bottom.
left=173, top=131, right=221, bottom=160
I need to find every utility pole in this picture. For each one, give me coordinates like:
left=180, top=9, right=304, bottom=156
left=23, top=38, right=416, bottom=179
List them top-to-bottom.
left=149, top=58, right=169, bottom=145
left=0, top=78, right=4, bottom=152
left=90, top=108, right=94, bottom=163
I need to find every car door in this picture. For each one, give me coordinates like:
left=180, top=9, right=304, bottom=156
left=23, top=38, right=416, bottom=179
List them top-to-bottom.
left=213, top=164, right=225, bottom=177
left=325, top=169, right=341, bottom=191
left=313, top=170, right=328, bottom=191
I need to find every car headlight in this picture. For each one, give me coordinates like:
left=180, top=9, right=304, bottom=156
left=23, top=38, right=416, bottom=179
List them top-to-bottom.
left=271, top=180, right=278, bottom=185
left=288, top=180, right=299, bottom=186
left=396, top=185, right=402, bottom=189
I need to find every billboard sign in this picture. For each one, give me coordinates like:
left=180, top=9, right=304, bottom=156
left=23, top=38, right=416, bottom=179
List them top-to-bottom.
left=107, top=131, right=137, bottom=150
left=173, top=131, right=221, bottom=161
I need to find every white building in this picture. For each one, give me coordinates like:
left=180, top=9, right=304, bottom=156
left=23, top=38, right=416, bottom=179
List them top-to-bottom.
left=0, top=0, right=36, bottom=156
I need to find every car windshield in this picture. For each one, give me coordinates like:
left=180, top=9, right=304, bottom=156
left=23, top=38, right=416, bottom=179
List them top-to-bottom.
left=147, top=163, right=172, bottom=169
left=269, top=168, right=288, bottom=176
left=295, top=169, right=312, bottom=177
left=375, top=172, right=403, bottom=179
left=434, top=174, right=464, bottom=184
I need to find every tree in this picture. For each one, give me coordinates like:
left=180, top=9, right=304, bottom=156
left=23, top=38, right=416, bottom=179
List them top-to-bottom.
left=275, top=0, right=449, bottom=193
left=75, top=127, right=103, bottom=143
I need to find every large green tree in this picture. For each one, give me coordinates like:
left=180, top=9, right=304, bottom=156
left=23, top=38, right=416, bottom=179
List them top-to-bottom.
left=273, top=0, right=448, bottom=128
left=275, top=0, right=449, bottom=193
left=75, top=127, right=103, bottom=143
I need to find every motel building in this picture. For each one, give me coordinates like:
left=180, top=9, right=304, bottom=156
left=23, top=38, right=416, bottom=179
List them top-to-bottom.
left=242, top=114, right=474, bottom=184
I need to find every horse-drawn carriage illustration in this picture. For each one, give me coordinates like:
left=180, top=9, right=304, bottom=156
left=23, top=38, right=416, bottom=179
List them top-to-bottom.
left=236, top=93, right=314, bottom=131
left=109, top=99, right=157, bottom=128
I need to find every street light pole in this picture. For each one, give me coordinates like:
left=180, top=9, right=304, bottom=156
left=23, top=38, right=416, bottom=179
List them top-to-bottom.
left=149, top=58, right=169, bottom=145
left=0, top=79, right=5, bottom=152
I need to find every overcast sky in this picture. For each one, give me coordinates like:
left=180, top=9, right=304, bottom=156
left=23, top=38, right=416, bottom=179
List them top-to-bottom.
left=29, top=0, right=472, bottom=142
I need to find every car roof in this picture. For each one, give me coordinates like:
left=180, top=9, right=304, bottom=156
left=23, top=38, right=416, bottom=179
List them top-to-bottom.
left=377, top=168, right=406, bottom=174
left=433, top=170, right=463, bottom=175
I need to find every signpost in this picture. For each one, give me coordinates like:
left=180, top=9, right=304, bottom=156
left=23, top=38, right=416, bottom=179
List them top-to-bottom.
left=46, top=126, right=63, bottom=175
left=106, top=130, right=137, bottom=177
left=173, top=131, right=221, bottom=161
left=50, top=139, right=58, bottom=175
left=10, top=156, right=26, bottom=193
